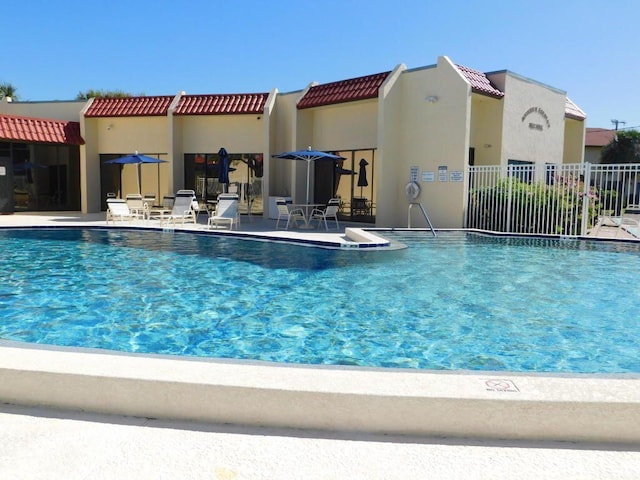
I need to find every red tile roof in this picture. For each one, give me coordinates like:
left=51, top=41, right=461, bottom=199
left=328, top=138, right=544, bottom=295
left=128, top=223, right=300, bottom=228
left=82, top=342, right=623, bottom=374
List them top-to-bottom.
left=455, top=64, right=504, bottom=98
left=297, top=71, right=391, bottom=109
left=174, top=93, right=268, bottom=115
left=84, top=96, right=173, bottom=117
left=0, top=114, right=84, bottom=145
left=585, top=128, right=616, bottom=147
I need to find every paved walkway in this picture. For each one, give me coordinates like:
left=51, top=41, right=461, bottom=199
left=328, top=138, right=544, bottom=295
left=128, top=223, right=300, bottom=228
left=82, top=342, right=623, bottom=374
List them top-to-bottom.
left=1, top=212, right=639, bottom=479
left=1, top=404, right=639, bottom=480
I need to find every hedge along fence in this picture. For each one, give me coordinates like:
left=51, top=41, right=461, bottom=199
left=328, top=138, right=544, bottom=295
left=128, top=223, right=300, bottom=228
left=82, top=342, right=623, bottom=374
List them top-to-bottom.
left=465, top=163, right=609, bottom=236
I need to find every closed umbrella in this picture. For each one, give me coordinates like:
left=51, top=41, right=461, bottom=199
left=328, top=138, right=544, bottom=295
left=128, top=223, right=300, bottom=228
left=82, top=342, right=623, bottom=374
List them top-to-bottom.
left=218, top=147, right=230, bottom=192
left=273, top=147, right=344, bottom=204
left=103, top=152, right=166, bottom=195
left=357, top=158, right=369, bottom=197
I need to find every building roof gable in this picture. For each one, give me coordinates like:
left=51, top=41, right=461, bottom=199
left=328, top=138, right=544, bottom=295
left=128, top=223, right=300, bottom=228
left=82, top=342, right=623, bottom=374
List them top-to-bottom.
left=455, top=64, right=505, bottom=98
left=297, top=71, right=391, bottom=109
left=173, top=93, right=268, bottom=115
left=84, top=96, right=173, bottom=117
left=565, top=97, right=586, bottom=120
left=0, top=113, right=84, bottom=145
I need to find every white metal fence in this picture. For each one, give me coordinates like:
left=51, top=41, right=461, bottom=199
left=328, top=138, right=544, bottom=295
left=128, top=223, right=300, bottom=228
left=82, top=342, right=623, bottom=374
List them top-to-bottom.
left=465, top=163, right=640, bottom=236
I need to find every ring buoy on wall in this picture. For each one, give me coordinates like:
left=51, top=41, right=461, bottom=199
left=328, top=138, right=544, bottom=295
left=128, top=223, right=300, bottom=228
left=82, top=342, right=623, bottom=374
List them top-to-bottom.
left=405, top=181, right=421, bottom=200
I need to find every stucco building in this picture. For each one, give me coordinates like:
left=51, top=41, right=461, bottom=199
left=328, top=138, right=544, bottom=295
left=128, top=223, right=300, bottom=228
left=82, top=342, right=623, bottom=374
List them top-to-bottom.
left=0, top=55, right=586, bottom=227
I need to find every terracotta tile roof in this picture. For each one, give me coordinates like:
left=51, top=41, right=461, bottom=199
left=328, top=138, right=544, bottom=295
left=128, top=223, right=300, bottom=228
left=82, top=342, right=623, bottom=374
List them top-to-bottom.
left=455, top=64, right=504, bottom=98
left=297, top=71, right=391, bottom=109
left=174, top=93, right=268, bottom=115
left=84, top=96, right=173, bottom=117
left=565, top=97, right=586, bottom=120
left=0, top=113, right=84, bottom=145
left=585, top=128, right=616, bottom=147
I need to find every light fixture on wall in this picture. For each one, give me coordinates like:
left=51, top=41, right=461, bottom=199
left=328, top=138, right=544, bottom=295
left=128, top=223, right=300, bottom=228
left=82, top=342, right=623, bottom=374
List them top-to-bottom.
left=425, top=95, right=439, bottom=103
left=106, top=123, right=114, bottom=131
left=483, top=143, right=492, bottom=148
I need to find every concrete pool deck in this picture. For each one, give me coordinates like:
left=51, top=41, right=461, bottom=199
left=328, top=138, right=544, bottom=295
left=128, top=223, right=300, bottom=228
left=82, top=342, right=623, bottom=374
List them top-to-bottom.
left=1, top=212, right=640, bottom=478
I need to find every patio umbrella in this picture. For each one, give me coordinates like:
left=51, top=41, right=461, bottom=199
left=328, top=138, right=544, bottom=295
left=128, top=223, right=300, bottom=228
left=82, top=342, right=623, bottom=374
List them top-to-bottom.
left=218, top=147, right=230, bottom=191
left=273, top=147, right=344, bottom=204
left=103, top=152, right=166, bottom=195
left=357, top=158, right=369, bottom=197
left=15, top=162, right=47, bottom=184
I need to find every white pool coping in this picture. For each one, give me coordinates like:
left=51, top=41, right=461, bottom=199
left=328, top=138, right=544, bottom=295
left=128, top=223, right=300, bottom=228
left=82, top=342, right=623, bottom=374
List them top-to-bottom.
left=1, top=342, right=639, bottom=444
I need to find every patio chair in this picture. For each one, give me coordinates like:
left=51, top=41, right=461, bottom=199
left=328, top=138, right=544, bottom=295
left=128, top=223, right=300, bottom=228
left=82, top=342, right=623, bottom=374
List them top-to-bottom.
left=161, top=190, right=197, bottom=226
left=126, top=193, right=147, bottom=218
left=143, top=193, right=156, bottom=207
left=207, top=193, right=239, bottom=230
left=148, top=195, right=175, bottom=221
left=162, top=195, right=175, bottom=209
left=275, top=197, right=305, bottom=229
left=351, top=197, right=370, bottom=217
left=106, top=198, right=141, bottom=224
left=310, top=198, right=340, bottom=230
left=617, top=209, right=640, bottom=238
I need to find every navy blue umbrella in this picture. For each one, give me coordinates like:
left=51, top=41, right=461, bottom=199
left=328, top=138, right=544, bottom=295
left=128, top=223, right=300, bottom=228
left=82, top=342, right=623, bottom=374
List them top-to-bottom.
left=218, top=147, right=230, bottom=187
left=273, top=147, right=344, bottom=203
left=103, top=152, right=166, bottom=194
left=357, top=158, right=369, bottom=196
left=14, top=161, right=47, bottom=172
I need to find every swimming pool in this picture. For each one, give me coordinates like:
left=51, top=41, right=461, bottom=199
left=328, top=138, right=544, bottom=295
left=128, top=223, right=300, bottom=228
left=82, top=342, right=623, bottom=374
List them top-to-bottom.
left=1, top=228, right=639, bottom=374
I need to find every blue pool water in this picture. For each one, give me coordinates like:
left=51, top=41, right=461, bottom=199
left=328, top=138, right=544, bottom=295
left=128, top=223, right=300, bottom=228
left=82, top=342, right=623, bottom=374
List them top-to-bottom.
left=1, top=228, right=639, bottom=374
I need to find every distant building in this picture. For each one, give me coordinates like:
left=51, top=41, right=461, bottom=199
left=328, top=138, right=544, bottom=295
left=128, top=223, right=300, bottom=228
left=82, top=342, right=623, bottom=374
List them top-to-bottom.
left=584, top=128, right=617, bottom=164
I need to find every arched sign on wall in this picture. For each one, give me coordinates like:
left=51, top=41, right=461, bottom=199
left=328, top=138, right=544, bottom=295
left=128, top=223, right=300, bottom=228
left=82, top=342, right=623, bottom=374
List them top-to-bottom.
left=521, top=107, right=551, bottom=131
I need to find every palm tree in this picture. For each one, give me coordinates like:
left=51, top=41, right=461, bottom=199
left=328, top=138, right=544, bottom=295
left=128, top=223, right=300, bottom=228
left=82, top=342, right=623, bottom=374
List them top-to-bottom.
left=0, top=82, right=19, bottom=100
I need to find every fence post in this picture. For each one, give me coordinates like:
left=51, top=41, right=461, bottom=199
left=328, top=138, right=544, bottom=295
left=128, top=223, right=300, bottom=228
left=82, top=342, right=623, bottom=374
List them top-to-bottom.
left=581, top=163, right=591, bottom=236
left=505, top=164, right=512, bottom=233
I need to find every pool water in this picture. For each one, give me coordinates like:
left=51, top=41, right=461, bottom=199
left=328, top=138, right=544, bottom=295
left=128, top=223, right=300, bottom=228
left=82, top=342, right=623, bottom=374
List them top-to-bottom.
left=1, top=228, right=639, bottom=374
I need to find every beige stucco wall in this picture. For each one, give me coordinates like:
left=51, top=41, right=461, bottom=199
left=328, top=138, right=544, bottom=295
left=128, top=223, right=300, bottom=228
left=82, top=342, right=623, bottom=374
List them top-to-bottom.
left=377, top=57, right=471, bottom=228
left=489, top=72, right=567, bottom=173
left=269, top=91, right=300, bottom=197
left=469, top=95, right=503, bottom=166
left=0, top=99, right=85, bottom=122
left=308, top=100, right=378, bottom=150
left=177, top=115, right=263, bottom=154
left=93, top=117, right=169, bottom=154
left=563, top=117, right=586, bottom=164
left=584, top=146, right=603, bottom=164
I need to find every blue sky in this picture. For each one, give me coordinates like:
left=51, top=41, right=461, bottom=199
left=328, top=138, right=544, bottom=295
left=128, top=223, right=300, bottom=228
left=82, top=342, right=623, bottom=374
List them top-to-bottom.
left=3, top=0, right=638, bottom=129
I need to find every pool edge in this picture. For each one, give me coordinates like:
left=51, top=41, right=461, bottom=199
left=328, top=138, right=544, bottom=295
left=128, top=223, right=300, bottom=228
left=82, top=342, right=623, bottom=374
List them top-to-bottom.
left=1, top=343, right=639, bottom=445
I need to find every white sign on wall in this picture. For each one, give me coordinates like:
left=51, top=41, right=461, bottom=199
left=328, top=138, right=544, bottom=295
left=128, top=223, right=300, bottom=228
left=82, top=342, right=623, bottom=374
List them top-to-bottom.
left=438, top=165, right=448, bottom=182
left=0, top=166, right=5, bottom=176
left=410, top=166, right=419, bottom=182
left=422, top=171, right=435, bottom=182
left=450, top=171, right=463, bottom=182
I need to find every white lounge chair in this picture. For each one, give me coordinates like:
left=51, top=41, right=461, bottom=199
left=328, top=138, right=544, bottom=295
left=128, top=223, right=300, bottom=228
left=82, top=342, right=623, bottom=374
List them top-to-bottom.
left=161, top=190, right=197, bottom=226
left=126, top=193, right=146, bottom=218
left=143, top=193, right=156, bottom=206
left=207, top=193, right=239, bottom=230
left=275, top=197, right=304, bottom=229
left=106, top=198, right=141, bottom=224
left=310, top=198, right=340, bottom=230
left=618, top=208, right=640, bottom=238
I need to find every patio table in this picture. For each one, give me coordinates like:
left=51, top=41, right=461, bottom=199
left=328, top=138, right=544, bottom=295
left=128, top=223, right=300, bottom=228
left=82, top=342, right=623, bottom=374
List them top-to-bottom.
left=290, top=203, right=324, bottom=228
